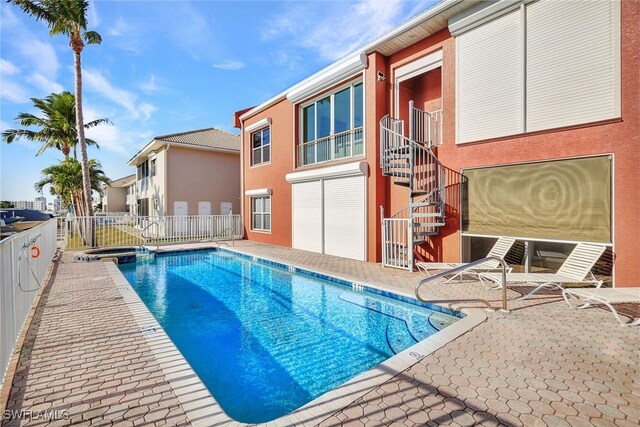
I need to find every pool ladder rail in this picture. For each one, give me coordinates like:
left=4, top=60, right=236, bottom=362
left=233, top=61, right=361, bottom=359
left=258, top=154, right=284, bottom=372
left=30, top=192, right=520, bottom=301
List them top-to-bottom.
left=415, top=256, right=510, bottom=313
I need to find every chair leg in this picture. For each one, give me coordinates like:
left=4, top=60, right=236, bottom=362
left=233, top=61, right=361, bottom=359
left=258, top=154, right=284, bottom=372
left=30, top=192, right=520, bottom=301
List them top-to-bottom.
left=478, top=274, right=502, bottom=290
left=515, top=282, right=563, bottom=300
left=563, top=290, right=639, bottom=327
left=598, top=299, right=640, bottom=327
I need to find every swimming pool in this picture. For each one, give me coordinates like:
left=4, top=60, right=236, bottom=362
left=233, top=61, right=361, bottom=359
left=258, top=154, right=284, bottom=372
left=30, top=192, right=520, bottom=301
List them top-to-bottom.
left=119, top=249, right=462, bottom=423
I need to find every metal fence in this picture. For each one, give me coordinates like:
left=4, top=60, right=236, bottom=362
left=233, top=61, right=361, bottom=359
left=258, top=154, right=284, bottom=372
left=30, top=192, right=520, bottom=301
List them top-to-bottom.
left=57, top=214, right=243, bottom=249
left=1, top=219, right=57, bottom=384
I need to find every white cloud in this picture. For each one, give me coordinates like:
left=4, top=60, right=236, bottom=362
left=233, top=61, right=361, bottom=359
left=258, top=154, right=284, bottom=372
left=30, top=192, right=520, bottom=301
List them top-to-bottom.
left=88, top=0, right=100, bottom=29
left=261, top=0, right=436, bottom=61
left=105, top=17, right=144, bottom=53
left=108, top=17, right=129, bottom=37
left=19, top=39, right=59, bottom=76
left=0, top=59, right=19, bottom=75
left=212, top=60, right=245, bottom=71
left=83, top=68, right=155, bottom=121
left=26, top=73, right=64, bottom=94
left=139, top=74, right=159, bottom=93
left=0, top=80, right=30, bottom=104
left=139, top=103, right=157, bottom=121
left=84, top=106, right=154, bottom=157
left=0, top=119, right=11, bottom=133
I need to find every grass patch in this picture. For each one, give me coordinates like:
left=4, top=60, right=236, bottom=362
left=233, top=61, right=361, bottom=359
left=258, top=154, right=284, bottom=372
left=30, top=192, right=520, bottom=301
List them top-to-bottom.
left=64, top=225, right=143, bottom=249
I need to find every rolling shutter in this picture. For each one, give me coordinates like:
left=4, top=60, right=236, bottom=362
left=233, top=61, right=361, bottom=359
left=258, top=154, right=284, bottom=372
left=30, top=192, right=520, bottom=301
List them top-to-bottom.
left=526, top=0, right=620, bottom=131
left=457, top=8, right=523, bottom=143
left=462, top=156, right=611, bottom=243
left=323, top=176, right=366, bottom=260
left=292, top=181, right=322, bottom=253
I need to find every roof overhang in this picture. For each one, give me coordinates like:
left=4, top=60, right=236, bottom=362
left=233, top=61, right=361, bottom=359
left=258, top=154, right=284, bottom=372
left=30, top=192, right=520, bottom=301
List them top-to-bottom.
left=238, top=0, right=475, bottom=121
left=286, top=53, right=367, bottom=104
left=127, top=139, right=239, bottom=166
left=127, top=139, right=166, bottom=166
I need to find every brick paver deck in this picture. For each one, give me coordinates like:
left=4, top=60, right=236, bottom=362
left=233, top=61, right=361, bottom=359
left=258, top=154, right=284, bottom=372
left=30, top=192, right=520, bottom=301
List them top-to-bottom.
left=2, top=241, right=638, bottom=426
left=2, top=252, right=189, bottom=426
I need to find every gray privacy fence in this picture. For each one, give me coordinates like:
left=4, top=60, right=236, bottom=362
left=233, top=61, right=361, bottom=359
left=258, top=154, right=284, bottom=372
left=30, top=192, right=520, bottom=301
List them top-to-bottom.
left=1, top=219, right=57, bottom=384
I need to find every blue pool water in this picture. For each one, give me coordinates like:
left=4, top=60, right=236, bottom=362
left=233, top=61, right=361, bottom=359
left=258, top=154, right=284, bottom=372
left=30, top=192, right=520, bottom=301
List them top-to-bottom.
left=119, top=250, right=460, bottom=423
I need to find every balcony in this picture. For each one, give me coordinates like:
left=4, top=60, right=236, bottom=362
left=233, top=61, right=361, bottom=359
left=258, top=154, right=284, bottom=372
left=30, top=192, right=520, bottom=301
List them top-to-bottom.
left=297, top=127, right=363, bottom=167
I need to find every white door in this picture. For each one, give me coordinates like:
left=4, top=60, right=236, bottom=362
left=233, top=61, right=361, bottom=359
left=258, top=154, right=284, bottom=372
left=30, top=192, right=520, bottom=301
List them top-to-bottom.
left=323, top=176, right=366, bottom=261
left=292, top=181, right=322, bottom=253
left=174, top=201, right=188, bottom=235
left=198, top=201, right=211, bottom=215
left=220, top=202, right=233, bottom=215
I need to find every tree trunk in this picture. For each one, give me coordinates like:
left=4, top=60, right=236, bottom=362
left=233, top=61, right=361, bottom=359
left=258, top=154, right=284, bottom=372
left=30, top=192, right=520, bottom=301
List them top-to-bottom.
left=73, top=35, right=95, bottom=246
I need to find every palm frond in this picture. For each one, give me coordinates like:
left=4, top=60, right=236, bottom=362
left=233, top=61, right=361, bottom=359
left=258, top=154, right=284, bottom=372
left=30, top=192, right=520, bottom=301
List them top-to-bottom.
left=84, top=30, right=101, bottom=45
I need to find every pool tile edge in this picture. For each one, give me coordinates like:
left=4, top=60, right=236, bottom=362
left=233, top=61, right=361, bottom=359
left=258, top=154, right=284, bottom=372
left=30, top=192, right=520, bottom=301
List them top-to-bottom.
left=108, top=247, right=488, bottom=426
left=104, top=262, right=228, bottom=427
left=288, top=306, right=487, bottom=425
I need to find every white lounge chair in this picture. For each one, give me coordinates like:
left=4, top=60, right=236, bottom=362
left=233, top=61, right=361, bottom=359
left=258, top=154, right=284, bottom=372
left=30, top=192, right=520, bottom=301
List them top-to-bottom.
left=416, top=237, right=515, bottom=285
left=480, top=243, right=607, bottom=300
left=562, top=287, right=640, bottom=327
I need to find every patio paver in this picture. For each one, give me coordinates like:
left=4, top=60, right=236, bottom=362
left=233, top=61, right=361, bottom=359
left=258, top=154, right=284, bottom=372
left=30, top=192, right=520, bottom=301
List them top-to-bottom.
left=1, top=241, right=639, bottom=426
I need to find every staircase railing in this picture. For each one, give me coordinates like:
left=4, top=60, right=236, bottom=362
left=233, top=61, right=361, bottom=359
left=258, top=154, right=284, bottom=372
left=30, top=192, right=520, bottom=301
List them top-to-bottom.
left=410, top=100, right=443, bottom=148
left=380, top=110, right=446, bottom=270
left=380, top=115, right=445, bottom=198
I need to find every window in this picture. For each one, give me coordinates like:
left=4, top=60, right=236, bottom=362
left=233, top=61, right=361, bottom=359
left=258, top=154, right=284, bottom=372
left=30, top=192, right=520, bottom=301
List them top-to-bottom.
left=299, top=81, right=364, bottom=166
left=251, top=128, right=271, bottom=166
left=150, top=159, right=156, bottom=176
left=138, top=160, right=149, bottom=179
left=251, top=196, right=271, bottom=232
left=138, top=198, right=149, bottom=216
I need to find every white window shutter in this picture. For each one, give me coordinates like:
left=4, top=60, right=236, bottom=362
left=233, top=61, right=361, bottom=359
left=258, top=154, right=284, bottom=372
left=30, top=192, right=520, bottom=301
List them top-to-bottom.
left=525, top=0, right=620, bottom=132
left=457, top=9, right=524, bottom=143
left=292, top=181, right=322, bottom=253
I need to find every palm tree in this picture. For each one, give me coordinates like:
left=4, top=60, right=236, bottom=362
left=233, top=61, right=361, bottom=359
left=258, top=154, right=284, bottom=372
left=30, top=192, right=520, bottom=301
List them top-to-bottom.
left=9, top=0, right=102, bottom=239
left=2, top=91, right=108, bottom=158
left=35, top=158, right=110, bottom=217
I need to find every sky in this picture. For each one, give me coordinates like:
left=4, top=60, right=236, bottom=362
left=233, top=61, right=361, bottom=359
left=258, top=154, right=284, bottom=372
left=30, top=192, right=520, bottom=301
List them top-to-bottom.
left=1, top=0, right=437, bottom=203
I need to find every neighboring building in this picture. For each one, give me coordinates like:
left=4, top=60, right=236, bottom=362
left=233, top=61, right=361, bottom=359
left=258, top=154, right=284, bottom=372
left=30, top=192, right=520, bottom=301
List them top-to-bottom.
left=236, top=0, right=638, bottom=287
left=128, top=128, right=241, bottom=217
left=102, top=174, right=135, bottom=213
left=125, top=180, right=137, bottom=215
left=35, top=196, right=46, bottom=208
left=46, top=197, right=61, bottom=213
left=14, top=199, right=46, bottom=211
left=14, top=200, right=44, bottom=211
left=33, top=200, right=46, bottom=212
left=13, top=201, right=33, bottom=210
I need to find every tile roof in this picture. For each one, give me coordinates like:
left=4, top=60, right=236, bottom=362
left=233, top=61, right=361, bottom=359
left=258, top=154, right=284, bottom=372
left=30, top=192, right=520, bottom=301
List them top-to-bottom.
left=155, top=127, right=240, bottom=152
left=107, top=174, right=136, bottom=188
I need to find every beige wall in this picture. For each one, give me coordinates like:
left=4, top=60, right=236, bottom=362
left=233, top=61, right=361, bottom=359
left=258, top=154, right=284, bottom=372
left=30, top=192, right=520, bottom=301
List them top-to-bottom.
left=166, top=147, right=240, bottom=215
left=137, top=148, right=168, bottom=215
left=104, top=187, right=127, bottom=212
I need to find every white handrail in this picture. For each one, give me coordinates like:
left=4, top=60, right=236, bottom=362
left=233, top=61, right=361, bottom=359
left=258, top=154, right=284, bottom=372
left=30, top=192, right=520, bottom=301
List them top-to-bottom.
left=298, top=127, right=363, bottom=167
left=415, top=256, right=510, bottom=312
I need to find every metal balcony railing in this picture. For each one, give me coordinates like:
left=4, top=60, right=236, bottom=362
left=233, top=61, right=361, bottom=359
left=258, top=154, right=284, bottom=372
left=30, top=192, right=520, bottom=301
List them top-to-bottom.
left=297, top=127, right=363, bottom=167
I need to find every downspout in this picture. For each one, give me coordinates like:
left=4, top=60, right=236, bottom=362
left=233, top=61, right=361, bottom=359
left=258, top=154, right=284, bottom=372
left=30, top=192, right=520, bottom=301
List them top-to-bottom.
left=164, top=145, right=170, bottom=216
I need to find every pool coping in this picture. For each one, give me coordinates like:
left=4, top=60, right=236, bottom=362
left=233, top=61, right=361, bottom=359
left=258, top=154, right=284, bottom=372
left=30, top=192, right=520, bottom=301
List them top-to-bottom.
left=107, top=246, right=488, bottom=426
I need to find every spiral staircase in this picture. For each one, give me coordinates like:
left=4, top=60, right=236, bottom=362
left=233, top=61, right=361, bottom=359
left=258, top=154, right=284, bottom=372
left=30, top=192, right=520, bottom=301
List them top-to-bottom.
left=380, top=102, right=446, bottom=270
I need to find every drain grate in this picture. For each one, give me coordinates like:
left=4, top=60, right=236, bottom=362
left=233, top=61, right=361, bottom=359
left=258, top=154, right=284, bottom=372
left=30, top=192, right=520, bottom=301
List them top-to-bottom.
left=140, top=326, right=158, bottom=338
